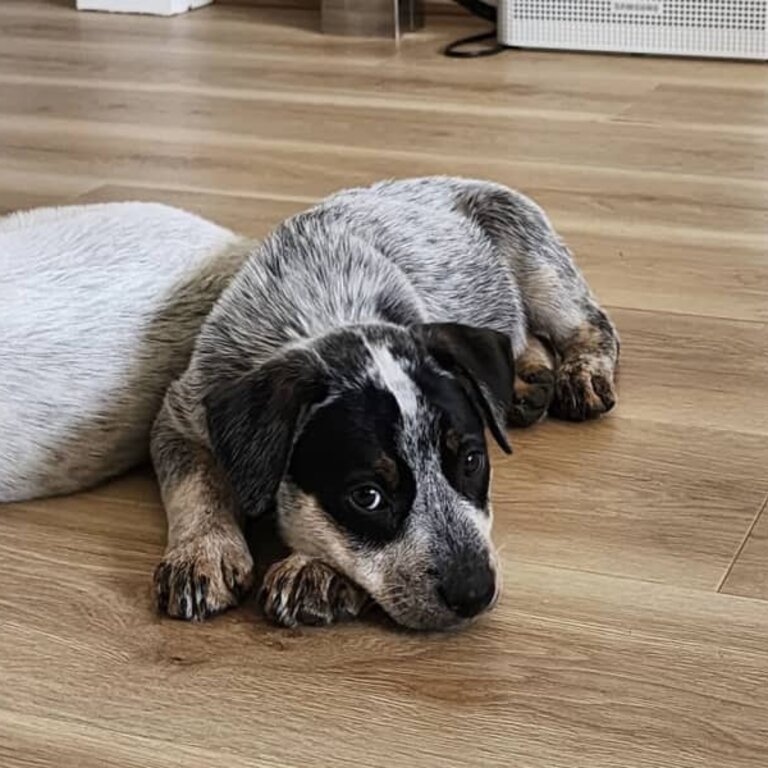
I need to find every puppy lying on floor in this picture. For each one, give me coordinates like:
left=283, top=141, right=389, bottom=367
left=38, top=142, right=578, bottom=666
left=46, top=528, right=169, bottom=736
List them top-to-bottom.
left=0, top=177, right=619, bottom=631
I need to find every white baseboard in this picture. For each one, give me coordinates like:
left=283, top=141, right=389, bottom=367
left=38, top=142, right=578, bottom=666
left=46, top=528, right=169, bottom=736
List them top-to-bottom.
left=76, top=0, right=214, bottom=16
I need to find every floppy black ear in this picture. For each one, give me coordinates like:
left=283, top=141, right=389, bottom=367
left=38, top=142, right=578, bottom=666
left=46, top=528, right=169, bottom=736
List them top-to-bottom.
left=414, top=322, right=514, bottom=454
left=204, top=352, right=328, bottom=517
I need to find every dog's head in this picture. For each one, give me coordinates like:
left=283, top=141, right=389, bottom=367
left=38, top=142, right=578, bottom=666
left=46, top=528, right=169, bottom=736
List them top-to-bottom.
left=205, top=323, right=514, bottom=630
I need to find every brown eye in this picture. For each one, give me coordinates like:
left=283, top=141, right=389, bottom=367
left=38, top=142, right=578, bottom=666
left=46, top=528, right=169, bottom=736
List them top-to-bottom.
left=463, top=450, right=485, bottom=477
left=349, top=485, right=386, bottom=513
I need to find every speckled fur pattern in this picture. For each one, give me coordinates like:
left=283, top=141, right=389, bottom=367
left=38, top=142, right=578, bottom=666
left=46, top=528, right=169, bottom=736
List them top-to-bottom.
left=150, top=177, right=619, bottom=630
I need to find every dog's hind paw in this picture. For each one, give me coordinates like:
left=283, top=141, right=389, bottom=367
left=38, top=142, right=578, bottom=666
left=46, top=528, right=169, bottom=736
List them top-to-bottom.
left=549, top=356, right=617, bottom=421
left=509, top=366, right=555, bottom=428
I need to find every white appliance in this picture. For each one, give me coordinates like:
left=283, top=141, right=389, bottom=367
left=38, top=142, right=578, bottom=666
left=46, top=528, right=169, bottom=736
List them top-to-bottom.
left=76, top=0, right=212, bottom=15
left=497, top=1, right=768, bottom=60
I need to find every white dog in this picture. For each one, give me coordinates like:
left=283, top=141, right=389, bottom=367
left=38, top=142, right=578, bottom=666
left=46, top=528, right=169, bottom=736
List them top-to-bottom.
left=0, top=202, right=250, bottom=502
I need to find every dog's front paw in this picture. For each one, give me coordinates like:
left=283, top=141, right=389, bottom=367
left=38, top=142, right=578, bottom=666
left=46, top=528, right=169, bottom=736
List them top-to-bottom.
left=550, top=356, right=616, bottom=421
left=154, top=529, right=254, bottom=621
left=261, top=554, right=368, bottom=628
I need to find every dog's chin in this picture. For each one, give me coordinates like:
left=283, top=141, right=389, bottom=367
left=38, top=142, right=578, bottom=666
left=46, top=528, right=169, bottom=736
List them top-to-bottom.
left=375, top=585, right=501, bottom=632
left=376, top=599, right=475, bottom=632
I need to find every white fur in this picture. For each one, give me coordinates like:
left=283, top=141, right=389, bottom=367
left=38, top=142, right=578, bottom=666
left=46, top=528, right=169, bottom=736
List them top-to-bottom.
left=0, top=202, right=250, bottom=502
left=366, top=344, right=419, bottom=419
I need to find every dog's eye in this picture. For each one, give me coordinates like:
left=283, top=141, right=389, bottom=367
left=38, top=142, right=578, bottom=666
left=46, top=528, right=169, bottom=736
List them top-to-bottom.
left=463, top=450, right=485, bottom=477
left=349, top=485, right=387, bottom=513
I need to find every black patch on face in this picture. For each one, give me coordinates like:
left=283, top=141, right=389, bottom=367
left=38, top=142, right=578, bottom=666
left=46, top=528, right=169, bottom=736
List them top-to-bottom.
left=415, top=366, right=491, bottom=509
left=288, top=384, right=416, bottom=546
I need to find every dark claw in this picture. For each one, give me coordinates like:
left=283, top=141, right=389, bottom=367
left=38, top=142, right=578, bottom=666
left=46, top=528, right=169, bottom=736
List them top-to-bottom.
left=592, top=376, right=616, bottom=412
left=154, top=563, right=171, bottom=613
left=194, top=574, right=209, bottom=618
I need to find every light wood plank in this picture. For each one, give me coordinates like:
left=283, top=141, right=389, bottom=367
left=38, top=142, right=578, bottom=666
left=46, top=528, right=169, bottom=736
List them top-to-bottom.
left=0, top=2, right=389, bottom=62
left=0, top=39, right=653, bottom=119
left=3, top=80, right=768, bottom=184
left=619, top=83, right=768, bottom=132
left=7, top=121, right=766, bottom=208
left=0, top=169, right=98, bottom=216
left=570, top=233, right=768, bottom=323
left=606, top=309, right=768, bottom=435
left=502, top=416, right=768, bottom=589
left=2, top=492, right=768, bottom=768
left=0, top=711, right=258, bottom=768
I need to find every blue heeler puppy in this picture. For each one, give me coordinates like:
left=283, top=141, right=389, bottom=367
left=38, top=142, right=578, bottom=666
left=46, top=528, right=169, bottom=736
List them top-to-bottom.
left=149, top=177, right=619, bottom=630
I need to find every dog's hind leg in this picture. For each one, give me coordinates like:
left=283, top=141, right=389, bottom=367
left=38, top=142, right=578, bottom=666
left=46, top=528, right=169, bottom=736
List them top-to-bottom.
left=458, top=182, right=619, bottom=422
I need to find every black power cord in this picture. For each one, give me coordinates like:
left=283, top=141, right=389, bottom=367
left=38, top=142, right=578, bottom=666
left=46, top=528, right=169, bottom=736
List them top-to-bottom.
left=443, top=0, right=507, bottom=58
left=452, top=0, right=496, bottom=22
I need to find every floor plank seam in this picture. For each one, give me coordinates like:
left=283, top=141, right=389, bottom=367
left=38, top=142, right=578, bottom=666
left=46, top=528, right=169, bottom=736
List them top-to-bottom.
left=0, top=72, right=621, bottom=124
left=610, top=115, right=768, bottom=139
left=76, top=181, right=318, bottom=206
left=601, top=305, right=768, bottom=328
left=716, top=494, right=768, bottom=593
left=510, top=557, right=735, bottom=596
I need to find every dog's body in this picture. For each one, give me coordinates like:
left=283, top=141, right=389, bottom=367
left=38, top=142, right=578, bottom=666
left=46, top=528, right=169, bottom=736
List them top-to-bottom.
left=1, top=178, right=618, bottom=631
left=149, top=178, right=619, bottom=630
left=0, top=203, right=249, bottom=501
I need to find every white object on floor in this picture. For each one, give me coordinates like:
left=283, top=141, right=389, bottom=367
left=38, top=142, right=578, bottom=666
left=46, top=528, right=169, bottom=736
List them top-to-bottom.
left=76, top=0, right=213, bottom=16
left=499, top=1, right=768, bottom=61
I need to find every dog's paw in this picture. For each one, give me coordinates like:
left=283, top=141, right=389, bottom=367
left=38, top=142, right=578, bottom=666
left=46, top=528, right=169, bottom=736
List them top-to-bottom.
left=549, top=356, right=617, bottom=421
left=509, top=366, right=555, bottom=428
left=154, top=529, right=254, bottom=621
left=261, top=554, right=368, bottom=628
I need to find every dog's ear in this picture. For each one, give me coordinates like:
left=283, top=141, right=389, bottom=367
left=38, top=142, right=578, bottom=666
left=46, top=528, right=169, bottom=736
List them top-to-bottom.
left=414, top=322, right=514, bottom=454
left=204, top=352, right=328, bottom=517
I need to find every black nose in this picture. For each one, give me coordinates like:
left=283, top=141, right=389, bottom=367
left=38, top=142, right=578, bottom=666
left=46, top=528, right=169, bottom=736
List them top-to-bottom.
left=436, top=559, right=496, bottom=619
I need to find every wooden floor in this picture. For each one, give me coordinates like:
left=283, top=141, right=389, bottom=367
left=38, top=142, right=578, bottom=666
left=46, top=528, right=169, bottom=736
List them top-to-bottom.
left=2, top=2, right=768, bottom=766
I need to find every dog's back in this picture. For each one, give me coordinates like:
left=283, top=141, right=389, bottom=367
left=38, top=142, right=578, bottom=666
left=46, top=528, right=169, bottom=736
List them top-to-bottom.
left=309, top=177, right=531, bottom=345
left=0, top=203, right=248, bottom=502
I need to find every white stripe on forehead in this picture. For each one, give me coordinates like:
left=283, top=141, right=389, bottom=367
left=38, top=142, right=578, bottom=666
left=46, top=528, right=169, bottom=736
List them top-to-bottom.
left=366, top=344, right=419, bottom=419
